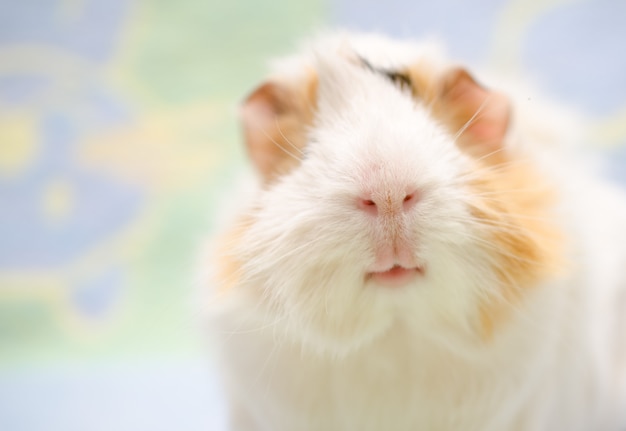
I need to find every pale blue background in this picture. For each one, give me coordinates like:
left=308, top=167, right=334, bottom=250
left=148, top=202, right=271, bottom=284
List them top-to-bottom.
left=0, top=0, right=624, bottom=430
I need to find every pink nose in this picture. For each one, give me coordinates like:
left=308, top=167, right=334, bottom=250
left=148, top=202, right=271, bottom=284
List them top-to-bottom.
left=357, top=190, right=419, bottom=215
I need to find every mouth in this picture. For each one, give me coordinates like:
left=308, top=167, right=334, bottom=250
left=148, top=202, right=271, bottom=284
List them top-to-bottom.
left=367, top=265, right=423, bottom=288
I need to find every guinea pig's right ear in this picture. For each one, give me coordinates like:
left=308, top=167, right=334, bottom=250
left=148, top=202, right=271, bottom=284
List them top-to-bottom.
left=404, top=62, right=510, bottom=160
left=434, top=68, right=511, bottom=159
left=240, top=75, right=317, bottom=182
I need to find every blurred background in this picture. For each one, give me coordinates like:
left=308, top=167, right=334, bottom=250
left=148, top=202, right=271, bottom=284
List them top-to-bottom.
left=0, top=0, right=624, bottom=430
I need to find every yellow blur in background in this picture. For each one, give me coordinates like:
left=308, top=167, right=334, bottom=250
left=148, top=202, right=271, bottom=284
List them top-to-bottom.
left=0, top=0, right=322, bottom=366
left=0, top=1, right=322, bottom=428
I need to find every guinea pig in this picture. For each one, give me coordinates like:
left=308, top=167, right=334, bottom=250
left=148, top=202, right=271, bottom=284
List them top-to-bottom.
left=204, top=31, right=626, bottom=431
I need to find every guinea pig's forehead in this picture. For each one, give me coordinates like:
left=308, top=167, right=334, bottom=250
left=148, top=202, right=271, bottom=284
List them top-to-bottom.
left=315, top=98, right=434, bottom=149
left=308, top=118, right=443, bottom=177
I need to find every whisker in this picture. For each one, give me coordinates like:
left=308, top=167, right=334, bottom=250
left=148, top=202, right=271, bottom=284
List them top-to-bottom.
left=453, top=94, right=492, bottom=141
left=275, top=117, right=304, bottom=155
left=260, top=125, right=303, bottom=162
left=471, top=145, right=507, bottom=164
left=458, top=158, right=536, bottom=179
left=449, top=230, right=546, bottom=266
left=218, top=315, right=288, bottom=336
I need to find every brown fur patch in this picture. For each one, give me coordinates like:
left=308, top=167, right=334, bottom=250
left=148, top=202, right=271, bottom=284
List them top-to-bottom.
left=240, top=71, right=318, bottom=183
left=467, top=156, right=563, bottom=339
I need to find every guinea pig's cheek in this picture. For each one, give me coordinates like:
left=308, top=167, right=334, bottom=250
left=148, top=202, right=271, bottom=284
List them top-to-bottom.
left=291, top=298, right=395, bottom=355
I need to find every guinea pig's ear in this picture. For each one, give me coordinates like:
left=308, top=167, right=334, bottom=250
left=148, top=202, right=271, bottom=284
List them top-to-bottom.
left=435, top=68, right=510, bottom=158
left=240, top=75, right=317, bottom=181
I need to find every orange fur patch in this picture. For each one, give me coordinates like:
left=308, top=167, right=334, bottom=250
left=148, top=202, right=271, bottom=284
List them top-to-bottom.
left=403, top=59, right=441, bottom=105
left=404, top=61, right=561, bottom=338
left=217, top=71, right=317, bottom=296
left=467, top=156, right=563, bottom=339
left=214, top=216, right=255, bottom=294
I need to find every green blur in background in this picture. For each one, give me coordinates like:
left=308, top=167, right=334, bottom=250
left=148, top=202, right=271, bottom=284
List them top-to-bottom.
left=0, top=0, right=323, bottom=366
left=1, top=0, right=626, bottom=429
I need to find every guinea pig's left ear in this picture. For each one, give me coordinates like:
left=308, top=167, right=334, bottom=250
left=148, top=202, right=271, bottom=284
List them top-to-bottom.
left=435, top=68, right=510, bottom=158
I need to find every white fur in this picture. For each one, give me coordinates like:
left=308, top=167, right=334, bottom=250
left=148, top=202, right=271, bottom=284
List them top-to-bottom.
left=206, top=32, right=626, bottom=430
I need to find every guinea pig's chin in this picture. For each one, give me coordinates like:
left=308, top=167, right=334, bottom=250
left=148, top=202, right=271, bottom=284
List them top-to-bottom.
left=282, top=293, right=396, bottom=357
left=289, top=314, right=395, bottom=358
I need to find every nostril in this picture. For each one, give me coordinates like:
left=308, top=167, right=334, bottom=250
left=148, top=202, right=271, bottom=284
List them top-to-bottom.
left=357, top=190, right=420, bottom=214
left=402, top=190, right=419, bottom=211
left=357, top=197, right=378, bottom=215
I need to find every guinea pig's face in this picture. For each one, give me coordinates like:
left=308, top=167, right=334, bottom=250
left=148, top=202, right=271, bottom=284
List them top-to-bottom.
left=230, top=44, right=560, bottom=357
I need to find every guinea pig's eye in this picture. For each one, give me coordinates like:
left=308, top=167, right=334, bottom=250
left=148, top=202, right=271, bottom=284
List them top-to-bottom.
left=357, top=55, right=413, bottom=93
left=385, top=71, right=412, bottom=91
